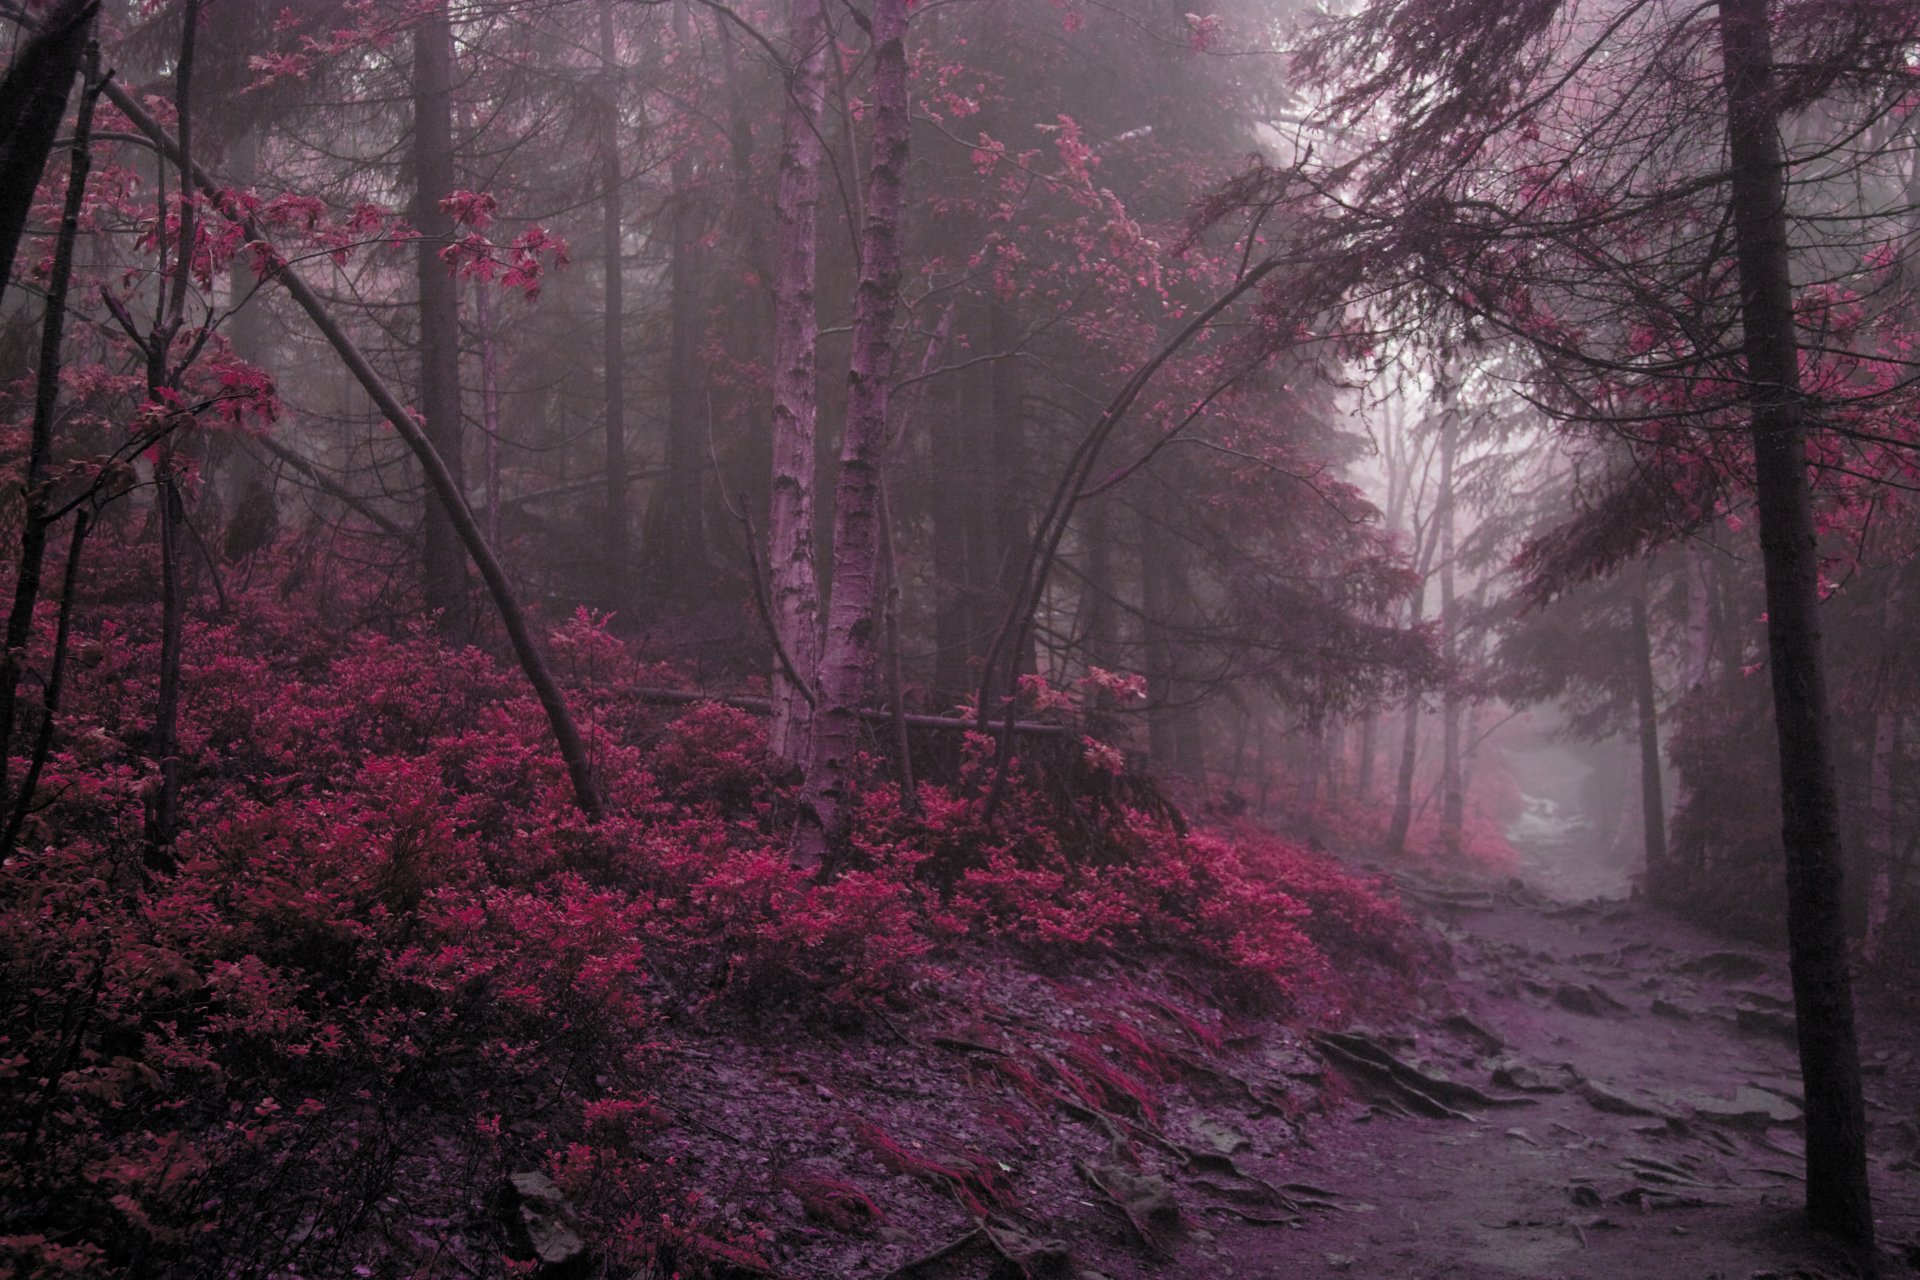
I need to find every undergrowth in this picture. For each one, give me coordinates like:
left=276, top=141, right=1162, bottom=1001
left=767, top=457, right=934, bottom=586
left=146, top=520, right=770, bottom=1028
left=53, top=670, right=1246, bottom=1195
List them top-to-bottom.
left=0, top=584, right=1416, bottom=1278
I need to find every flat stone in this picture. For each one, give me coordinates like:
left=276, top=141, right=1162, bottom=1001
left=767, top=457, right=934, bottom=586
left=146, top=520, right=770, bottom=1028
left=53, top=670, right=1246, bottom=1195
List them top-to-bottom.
left=1490, top=1061, right=1573, bottom=1094
left=1577, top=1080, right=1676, bottom=1119
left=1678, top=1086, right=1802, bottom=1129
left=1184, top=1116, right=1252, bottom=1156
left=505, top=1171, right=590, bottom=1273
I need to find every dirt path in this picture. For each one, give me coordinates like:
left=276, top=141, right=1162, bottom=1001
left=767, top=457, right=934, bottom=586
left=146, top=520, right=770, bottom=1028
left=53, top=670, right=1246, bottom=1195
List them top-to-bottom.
left=657, top=781, right=1918, bottom=1279
left=1205, top=872, right=1920, bottom=1279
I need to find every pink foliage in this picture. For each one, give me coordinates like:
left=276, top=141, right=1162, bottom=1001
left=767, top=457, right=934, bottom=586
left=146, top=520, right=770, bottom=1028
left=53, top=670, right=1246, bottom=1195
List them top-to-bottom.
left=0, top=533, right=1413, bottom=1274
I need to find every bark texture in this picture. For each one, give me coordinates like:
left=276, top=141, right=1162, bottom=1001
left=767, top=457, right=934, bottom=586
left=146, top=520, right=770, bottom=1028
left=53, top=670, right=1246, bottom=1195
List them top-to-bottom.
left=0, top=0, right=96, bottom=305
left=598, top=0, right=630, bottom=606
left=652, top=0, right=707, bottom=597
left=767, top=0, right=829, bottom=764
left=797, top=0, right=911, bottom=862
left=1718, top=0, right=1873, bottom=1247
left=412, top=2, right=467, bottom=633
left=0, top=46, right=97, bottom=841
left=1437, top=409, right=1463, bottom=856
left=1671, top=543, right=1717, bottom=876
left=1629, top=568, right=1668, bottom=890
left=1864, top=570, right=1905, bottom=962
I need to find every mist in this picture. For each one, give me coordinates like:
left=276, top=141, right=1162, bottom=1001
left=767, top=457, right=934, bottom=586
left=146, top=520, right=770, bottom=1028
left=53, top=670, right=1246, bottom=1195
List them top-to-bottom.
left=2, top=0, right=1918, bottom=1276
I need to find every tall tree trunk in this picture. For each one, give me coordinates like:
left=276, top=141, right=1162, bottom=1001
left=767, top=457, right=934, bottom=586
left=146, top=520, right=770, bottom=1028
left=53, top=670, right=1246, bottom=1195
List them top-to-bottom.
left=0, top=0, right=96, bottom=307
left=144, top=0, right=201, bottom=872
left=598, top=0, right=630, bottom=609
left=651, top=0, right=707, bottom=599
left=767, top=0, right=829, bottom=765
left=796, top=0, right=910, bottom=864
left=1718, top=0, right=1872, bottom=1247
left=412, top=1, right=466, bottom=634
left=0, top=52, right=98, bottom=835
left=215, top=128, right=277, bottom=559
left=474, top=278, right=504, bottom=553
left=988, top=300, right=1031, bottom=676
left=930, top=368, right=974, bottom=698
left=1438, top=409, right=1463, bottom=857
left=1387, top=466, right=1443, bottom=859
left=146, top=474, right=185, bottom=866
left=1081, top=498, right=1117, bottom=671
left=1138, top=504, right=1207, bottom=780
left=1140, top=505, right=1180, bottom=772
left=2, top=512, right=88, bottom=861
left=1672, top=542, right=1717, bottom=874
left=1629, top=565, right=1669, bottom=894
left=1864, top=570, right=1905, bottom=963
left=1384, top=676, right=1420, bottom=855
left=1863, top=706, right=1898, bottom=963
left=1356, top=713, right=1377, bottom=801
left=1295, top=720, right=1323, bottom=807
left=1326, top=721, right=1345, bottom=801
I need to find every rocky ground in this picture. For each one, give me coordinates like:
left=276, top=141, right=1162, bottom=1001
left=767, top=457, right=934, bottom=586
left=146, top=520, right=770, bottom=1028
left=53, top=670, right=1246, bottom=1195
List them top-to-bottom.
left=646, top=773, right=1920, bottom=1279
left=1207, top=869, right=1920, bottom=1280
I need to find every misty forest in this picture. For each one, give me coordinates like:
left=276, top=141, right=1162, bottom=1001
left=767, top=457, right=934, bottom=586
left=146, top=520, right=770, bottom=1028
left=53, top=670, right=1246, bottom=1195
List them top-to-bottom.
left=6, top=0, right=1920, bottom=1276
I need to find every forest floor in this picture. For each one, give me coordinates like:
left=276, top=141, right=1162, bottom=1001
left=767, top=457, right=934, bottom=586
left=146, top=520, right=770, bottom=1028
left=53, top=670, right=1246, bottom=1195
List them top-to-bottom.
left=655, top=774, right=1920, bottom=1279
left=1205, top=863, right=1920, bottom=1280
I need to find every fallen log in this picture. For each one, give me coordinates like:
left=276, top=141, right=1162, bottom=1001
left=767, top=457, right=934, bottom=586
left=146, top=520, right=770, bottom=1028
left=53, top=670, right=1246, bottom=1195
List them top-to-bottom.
left=624, top=687, right=1071, bottom=736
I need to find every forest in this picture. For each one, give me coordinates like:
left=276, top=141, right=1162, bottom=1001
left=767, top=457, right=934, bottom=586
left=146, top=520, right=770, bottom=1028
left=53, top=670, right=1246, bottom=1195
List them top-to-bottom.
left=2, top=0, right=1919, bottom=1276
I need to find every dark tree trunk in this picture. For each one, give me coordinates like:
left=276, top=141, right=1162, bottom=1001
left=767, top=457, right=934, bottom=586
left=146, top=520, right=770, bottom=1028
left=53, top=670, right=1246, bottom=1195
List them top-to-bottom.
left=0, top=0, right=96, bottom=307
left=145, top=0, right=201, bottom=872
left=598, top=0, right=631, bottom=610
left=652, top=0, right=707, bottom=598
left=1718, top=0, right=1873, bottom=1248
left=412, top=2, right=467, bottom=634
left=0, top=54, right=98, bottom=835
left=214, top=128, right=277, bottom=557
left=988, top=301, right=1031, bottom=676
left=930, top=363, right=975, bottom=698
left=1438, top=409, right=1463, bottom=856
left=146, top=475, right=185, bottom=866
left=1081, top=499, right=1117, bottom=669
left=1140, top=505, right=1182, bottom=773
left=3, top=512, right=88, bottom=860
left=1629, top=567, right=1669, bottom=894
left=1864, top=567, right=1904, bottom=961
left=1384, top=692, right=1420, bottom=857
left=1356, top=712, right=1377, bottom=801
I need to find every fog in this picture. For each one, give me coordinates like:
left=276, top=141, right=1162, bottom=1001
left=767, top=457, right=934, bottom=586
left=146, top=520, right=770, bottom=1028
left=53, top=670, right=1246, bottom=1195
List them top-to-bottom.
left=4, top=0, right=1918, bottom=1275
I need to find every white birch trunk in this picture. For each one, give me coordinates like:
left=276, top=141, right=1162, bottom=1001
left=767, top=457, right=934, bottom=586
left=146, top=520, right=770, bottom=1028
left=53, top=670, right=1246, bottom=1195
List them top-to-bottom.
left=767, top=0, right=829, bottom=764
left=796, top=0, right=911, bottom=863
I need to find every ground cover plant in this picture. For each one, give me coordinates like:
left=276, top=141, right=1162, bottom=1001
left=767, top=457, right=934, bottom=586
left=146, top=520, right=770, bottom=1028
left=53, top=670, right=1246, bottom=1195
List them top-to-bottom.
left=0, top=565, right=1419, bottom=1277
